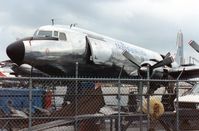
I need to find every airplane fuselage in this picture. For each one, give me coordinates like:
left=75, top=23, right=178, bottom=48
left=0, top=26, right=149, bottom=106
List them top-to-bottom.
left=7, top=25, right=163, bottom=77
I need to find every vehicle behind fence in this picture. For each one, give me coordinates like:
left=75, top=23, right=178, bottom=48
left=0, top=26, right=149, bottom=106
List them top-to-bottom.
left=0, top=77, right=198, bottom=131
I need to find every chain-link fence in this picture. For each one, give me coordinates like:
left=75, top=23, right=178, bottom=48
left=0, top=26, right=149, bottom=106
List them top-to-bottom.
left=0, top=77, right=198, bottom=131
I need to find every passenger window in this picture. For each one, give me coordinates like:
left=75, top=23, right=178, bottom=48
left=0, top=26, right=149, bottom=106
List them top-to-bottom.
left=54, top=31, right=58, bottom=37
left=59, top=32, right=67, bottom=41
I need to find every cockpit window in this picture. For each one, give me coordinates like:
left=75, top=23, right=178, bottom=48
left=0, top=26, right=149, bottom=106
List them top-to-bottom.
left=33, top=29, right=39, bottom=36
left=37, top=30, right=52, bottom=37
left=54, top=31, right=58, bottom=37
left=59, top=32, right=66, bottom=41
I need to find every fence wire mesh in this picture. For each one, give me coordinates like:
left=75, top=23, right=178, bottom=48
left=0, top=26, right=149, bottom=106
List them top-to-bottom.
left=0, top=77, right=198, bottom=131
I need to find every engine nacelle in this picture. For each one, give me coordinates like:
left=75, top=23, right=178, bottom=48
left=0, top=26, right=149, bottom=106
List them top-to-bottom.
left=139, top=60, right=169, bottom=79
left=140, top=60, right=157, bottom=67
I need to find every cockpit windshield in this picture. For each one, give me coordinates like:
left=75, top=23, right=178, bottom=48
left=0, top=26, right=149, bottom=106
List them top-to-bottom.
left=33, top=29, right=66, bottom=41
left=37, top=30, right=52, bottom=37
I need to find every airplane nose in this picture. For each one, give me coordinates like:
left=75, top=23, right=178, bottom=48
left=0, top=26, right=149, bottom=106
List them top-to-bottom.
left=6, top=40, right=25, bottom=65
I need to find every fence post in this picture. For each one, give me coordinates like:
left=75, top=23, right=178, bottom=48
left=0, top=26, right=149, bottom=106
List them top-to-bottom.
left=75, top=62, right=79, bottom=131
left=117, top=65, right=124, bottom=131
left=146, top=65, right=150, bottom=130
left=28, top=68, right=33, bottom=130
left=176, top=68, right=184, bottom=131
left=117, top=78, right=121, bottom=131
left=176, top=80, right=179, bottom=131
left=138, top=81, right=143, bottom=131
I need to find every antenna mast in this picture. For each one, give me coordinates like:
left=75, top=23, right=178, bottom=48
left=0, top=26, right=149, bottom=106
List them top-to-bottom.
left=51, top=19, right=54, bottom=25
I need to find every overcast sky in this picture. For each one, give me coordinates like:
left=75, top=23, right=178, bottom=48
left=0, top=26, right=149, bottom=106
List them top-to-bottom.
left=1, top=0, right=199, bottom=63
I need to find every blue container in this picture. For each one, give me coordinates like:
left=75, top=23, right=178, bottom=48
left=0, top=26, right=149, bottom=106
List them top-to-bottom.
left=0, top=88, right=45, bottom=114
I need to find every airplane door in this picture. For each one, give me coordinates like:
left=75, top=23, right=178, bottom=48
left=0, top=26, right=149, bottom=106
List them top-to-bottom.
left=69, top=32, right=87, bottom=56
left=87, top=37, right=112, bottom=65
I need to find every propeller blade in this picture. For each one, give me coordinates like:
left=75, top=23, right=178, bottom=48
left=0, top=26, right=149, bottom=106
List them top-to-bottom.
left=189, top=40, right=199, bottom=53
left=122, top=50, right=140, bottom=68
left=164, top=52, right=171, bottom=59
left=152, top=57, right=174, bottom=69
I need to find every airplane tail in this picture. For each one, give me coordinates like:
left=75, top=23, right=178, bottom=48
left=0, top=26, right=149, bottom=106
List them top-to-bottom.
left=175, top=31, right=184, bottom=65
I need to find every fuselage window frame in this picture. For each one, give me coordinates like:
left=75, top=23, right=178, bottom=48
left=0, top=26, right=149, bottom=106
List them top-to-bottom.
left=54, top=31, right=58, bottom=37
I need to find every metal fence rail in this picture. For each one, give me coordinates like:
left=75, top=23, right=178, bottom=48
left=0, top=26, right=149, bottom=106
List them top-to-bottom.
left=0, top=77, right=198, bottom=131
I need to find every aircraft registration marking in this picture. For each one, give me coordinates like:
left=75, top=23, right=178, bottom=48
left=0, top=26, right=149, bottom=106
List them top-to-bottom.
left=115, top=42, right=147, bottom=58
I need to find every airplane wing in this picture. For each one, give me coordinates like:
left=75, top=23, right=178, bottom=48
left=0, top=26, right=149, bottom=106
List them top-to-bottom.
left=170, top=39, right=199, bottom=79
left=171, top=40, right=199, bottom=79
left=123, top=50, right=199, bottom=80
left=169, top=65, right=199, bottom=80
